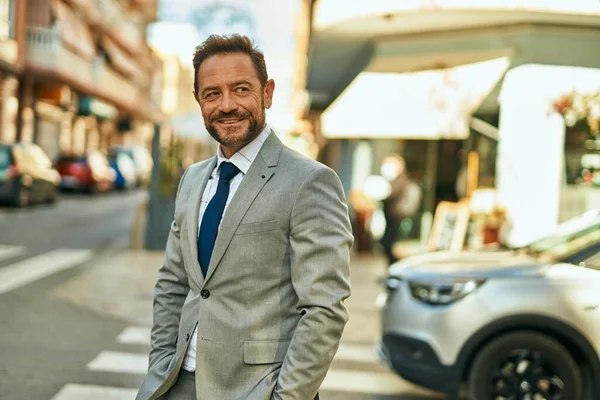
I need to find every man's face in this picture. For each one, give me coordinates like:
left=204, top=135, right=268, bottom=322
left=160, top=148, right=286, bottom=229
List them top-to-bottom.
left=195, top=53, right=274, bottom=155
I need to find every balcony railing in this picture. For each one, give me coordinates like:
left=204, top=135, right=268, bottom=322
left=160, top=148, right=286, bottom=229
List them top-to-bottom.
left=25, top=26, right=139, bottom=112
left=26, top=26, right=94, bottom=84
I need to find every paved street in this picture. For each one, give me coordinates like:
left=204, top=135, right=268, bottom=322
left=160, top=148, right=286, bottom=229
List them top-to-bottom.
left=0, top=189, right=146, bottom=261
left=0, top=192, right=445, bottom=400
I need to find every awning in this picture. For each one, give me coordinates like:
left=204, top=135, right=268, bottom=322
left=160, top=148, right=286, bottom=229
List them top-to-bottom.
left=51, top=0, right=96, bottom=60
left=320, top=57, right=510, bottom=139
left=78, top=96, right=118, bottom=120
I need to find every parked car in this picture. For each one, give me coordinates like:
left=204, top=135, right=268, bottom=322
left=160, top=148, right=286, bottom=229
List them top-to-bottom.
left=0, top=143, right=61, bottom=207
left=109, top=145, right=153, bottom=187
left=55, top=151, right=115, bottom=193
left=108, top=152, right=137, bottom=190
left=378, top=210, right=600, bottom=400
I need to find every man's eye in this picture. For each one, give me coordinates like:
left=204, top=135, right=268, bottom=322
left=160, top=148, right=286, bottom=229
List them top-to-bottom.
left=235, top=87, right=249, bottom=93
left=205, top=92, right=218, bottom=98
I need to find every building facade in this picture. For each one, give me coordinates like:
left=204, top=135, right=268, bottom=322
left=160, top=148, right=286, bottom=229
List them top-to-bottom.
left=1, top=0, right=161, bottom=163
left=294, top=0, right=600, bottom=247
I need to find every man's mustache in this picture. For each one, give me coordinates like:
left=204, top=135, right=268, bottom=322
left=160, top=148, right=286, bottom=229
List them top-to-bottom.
left=210, top=111, right=250, bottom=123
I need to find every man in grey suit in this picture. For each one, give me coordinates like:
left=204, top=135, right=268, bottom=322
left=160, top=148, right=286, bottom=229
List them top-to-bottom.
left=136, top=34, right=353, bottom=400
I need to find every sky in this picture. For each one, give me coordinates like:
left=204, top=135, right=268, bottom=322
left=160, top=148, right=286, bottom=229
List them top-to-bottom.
left=150, top=0, right=300, bottom=131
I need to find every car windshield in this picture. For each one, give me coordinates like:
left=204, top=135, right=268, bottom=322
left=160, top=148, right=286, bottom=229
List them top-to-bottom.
left=0, top=146, right=10, bottom=170
left=525, top=211, right=600, bottom=261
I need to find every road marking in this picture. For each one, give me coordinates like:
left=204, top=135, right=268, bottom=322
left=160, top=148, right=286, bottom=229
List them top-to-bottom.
left=0, top=244, right=26, bottom=262
left=0, top=249, right=93, bottom=295
left=116, top=326, right=378, bottom=365
left=117, top=326, right=151, bottom=346
left=86, top=342, right=417, bottom=396
left=335, top=343, right=378, bottom=364
left=87, top=351, right=148, bottom=375
left=322, top=369, right=412, bottom=395
left=50, top=384, right=137, bottom=400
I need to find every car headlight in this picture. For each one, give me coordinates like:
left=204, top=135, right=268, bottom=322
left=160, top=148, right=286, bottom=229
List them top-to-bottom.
left=376, top=276, right=403, bottom=309
left=409, top=279, right=485, bottom=305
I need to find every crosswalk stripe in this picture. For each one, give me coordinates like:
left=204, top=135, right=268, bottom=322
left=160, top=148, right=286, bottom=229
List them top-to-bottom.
left=0, top=244, right=26, bottom=262
left=0, top=249, right=93, bottom=295
left=115, top=326, right=378, bottom=364
left=117, top=326, right=151, bottom=346
left=334, top=343, right=378, bottom=364
left=86, top=348, right=412, bottom=396
left=87, top=351, right=148, bottom=375
left=322, top=369, right=410, bottom=395
left=50, top=383, right=137, bottom=400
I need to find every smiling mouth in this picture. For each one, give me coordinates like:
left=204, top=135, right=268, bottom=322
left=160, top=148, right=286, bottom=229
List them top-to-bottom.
left=217, top=118, right=245, bottom=125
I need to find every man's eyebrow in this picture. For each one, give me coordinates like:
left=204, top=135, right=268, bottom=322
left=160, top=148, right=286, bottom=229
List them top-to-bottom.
left=231, top=79, right=253, bottom=87
left=200, top=80, right=254, bottom=95
left=201, top=85, right=220, bottom=95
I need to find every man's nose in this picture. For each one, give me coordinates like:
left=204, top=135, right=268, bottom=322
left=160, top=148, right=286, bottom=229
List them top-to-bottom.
left=218, top=93, right=237, bottom=113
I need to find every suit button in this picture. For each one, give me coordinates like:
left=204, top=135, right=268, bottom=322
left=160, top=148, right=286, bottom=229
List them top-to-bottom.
left=201, top=289, right=210, bottom=299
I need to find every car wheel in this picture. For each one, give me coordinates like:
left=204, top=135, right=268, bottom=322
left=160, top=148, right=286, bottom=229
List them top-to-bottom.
left=86, top=183, right=98, bottom=194
left=46, top=187, right=58, bottom=203
left=15, top=188, right=30, bottom=207
left=469, top=331, right=582, bottom=400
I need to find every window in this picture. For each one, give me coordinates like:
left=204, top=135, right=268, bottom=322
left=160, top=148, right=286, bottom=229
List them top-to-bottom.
left=28, top=144, right=52, bottom=168
left=0, top=146, right=11, bottom=170
left=526, top=213, right=600, bottom=261
left=584, top=251, right=600, bottom=269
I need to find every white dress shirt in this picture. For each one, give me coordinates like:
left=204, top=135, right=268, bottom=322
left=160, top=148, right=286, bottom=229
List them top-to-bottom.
left=183, top=125, right=271, bottom=372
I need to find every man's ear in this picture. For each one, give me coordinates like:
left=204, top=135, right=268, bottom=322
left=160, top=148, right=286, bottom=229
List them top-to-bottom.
left=264, top=79, right=275, bottom=109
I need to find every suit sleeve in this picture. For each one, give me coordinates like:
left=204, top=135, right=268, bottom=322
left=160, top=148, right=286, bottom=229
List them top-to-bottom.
left=273, top=166, right=353, bottom=400
left=147, top=167, right=191, bottom=370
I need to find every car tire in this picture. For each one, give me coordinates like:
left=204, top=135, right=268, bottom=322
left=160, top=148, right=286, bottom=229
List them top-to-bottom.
left=86, top=183, right=98, bottom=194
left=46, top=187, right=58, bottom=203
left=14, top=188, right=29, bottom=208
left=469, top=331, right=582, bottom=400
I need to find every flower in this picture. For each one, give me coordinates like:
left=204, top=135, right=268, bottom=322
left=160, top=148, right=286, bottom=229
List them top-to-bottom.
left=553, top=94, right=573, bottom=114
left=565, top=110, right=578, bottom=127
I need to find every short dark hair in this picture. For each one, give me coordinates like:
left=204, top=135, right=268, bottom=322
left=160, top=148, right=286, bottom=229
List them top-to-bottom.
left=192, top=34, right=268, bottom=95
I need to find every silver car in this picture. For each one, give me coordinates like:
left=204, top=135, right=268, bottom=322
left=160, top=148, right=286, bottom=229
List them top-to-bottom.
left=378, top=211, right=600, bottom=400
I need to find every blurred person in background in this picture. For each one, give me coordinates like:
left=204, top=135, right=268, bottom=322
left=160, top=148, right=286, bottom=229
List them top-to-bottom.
left=137, top=34, right=353, bottom=400
left=455, top=149, right=468, bottom=200
left=380, top=155, right=422, bottom=266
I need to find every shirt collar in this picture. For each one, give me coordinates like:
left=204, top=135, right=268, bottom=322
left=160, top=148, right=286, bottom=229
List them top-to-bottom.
left=216, top=124, right=271, bottom=175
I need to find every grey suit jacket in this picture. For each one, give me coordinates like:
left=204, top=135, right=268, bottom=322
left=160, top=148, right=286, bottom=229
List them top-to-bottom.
left=137, top=133, right=353, bottom=400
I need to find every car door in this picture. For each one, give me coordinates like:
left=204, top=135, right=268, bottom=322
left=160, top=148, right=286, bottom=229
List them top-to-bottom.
left=15, top=144, right=38, bottom=198
left=23, top=144, right=47, bottom=200
left=29, top=144, right=59, bottom=195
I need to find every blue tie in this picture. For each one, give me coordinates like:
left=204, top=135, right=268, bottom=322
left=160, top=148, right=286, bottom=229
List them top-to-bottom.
left=198, top=162, right=240, bottom=277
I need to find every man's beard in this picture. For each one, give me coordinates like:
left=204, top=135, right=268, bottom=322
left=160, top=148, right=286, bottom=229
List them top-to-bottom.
left=205, top=108, right=265, bottom=148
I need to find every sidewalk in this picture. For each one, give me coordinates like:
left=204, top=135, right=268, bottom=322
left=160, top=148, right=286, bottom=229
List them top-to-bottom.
left=50, top=249, right=443, bottom=399
left=53, top=250, right=390, bottom=339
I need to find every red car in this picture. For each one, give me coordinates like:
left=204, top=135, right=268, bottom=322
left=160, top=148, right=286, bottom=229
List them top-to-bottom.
left=55, top=151, right=115, bottom=193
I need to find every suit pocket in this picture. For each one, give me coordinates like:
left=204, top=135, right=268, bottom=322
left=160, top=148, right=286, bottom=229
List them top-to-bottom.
left=234, top=219, right=278, bottom=236
left=243, top=339, right=291, bottom=365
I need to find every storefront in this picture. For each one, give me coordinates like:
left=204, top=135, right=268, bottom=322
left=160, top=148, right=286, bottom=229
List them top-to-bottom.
left=297, top=0, right=600, bottom=248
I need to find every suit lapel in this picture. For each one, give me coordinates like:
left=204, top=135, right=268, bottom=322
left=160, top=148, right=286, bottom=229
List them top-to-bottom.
left=204, top=133, right=282, bottom=283
left=187, top=156, right=217, bottom=287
